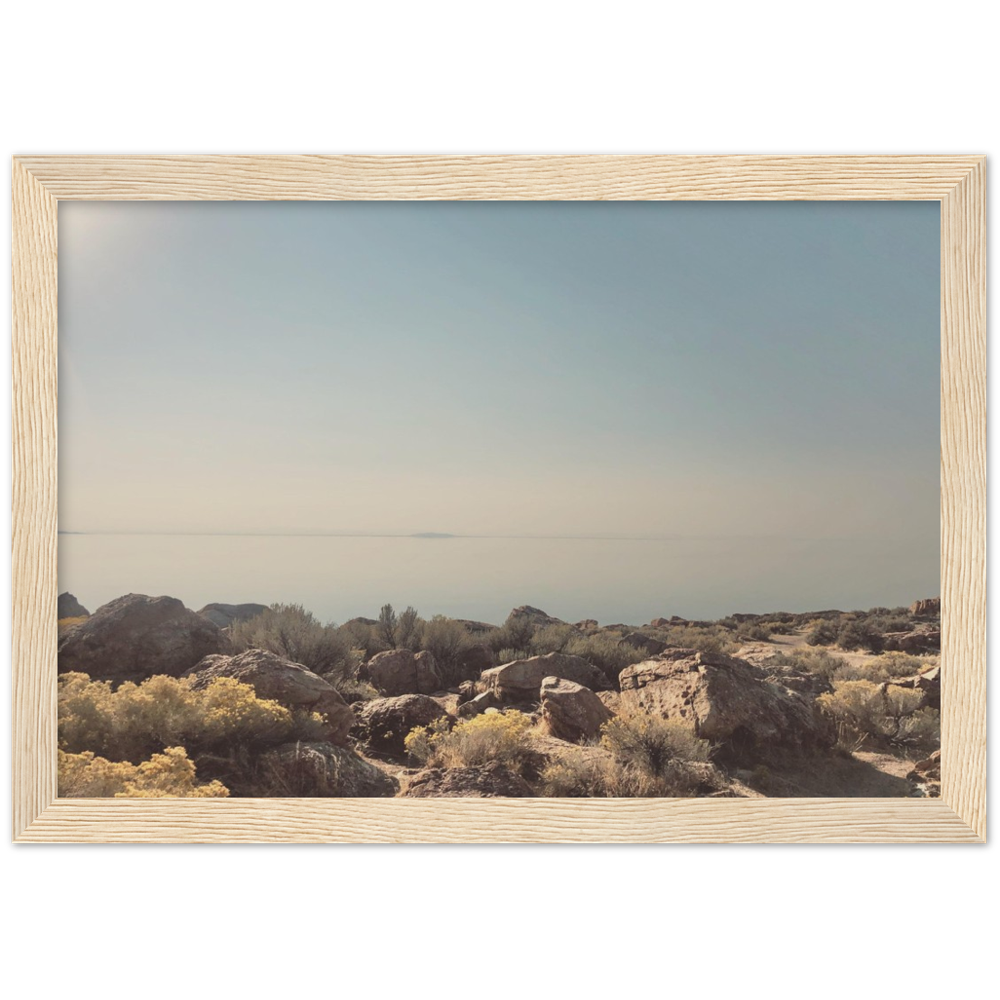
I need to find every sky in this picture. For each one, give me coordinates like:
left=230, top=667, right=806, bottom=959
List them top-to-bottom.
left=58, top=200, right=940, bottom=544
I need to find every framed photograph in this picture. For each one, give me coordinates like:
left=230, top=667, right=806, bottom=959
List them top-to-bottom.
left=12, top=154, right=985, bottom=843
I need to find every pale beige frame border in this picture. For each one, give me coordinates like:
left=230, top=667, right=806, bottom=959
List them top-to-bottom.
left=12, top=155, right=986, bottom=843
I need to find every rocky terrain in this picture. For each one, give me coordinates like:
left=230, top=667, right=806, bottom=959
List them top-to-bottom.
left=56, top=593, right=942, bottom=799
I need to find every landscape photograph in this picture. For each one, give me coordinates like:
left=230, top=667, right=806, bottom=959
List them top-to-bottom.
left=56, top=199, right=942, bottom=801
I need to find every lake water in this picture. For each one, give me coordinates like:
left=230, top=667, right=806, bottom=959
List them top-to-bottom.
left=58, top=533, right=939, bottom=625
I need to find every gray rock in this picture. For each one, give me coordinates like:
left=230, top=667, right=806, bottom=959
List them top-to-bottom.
left=58, top=593, right=226, bottom=684
left=58, top=593, right=90, bottom=618
left=197, top=602, right=268, bottom=628
left=185, top=648, right=354, bottom=746
left=361, top=648, right=441, bottom=696
left=482, top=652, right=611, bottom=703
left=540, top=676, right=613, bottom=742
left=354, top=694, right=449, bottom=755
left=255, top=742, right=398, bottom=797
left=403, top=761, right=533, bottom=798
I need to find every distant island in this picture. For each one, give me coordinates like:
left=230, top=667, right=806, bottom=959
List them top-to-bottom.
left=409, top=532, right=456, bottom=539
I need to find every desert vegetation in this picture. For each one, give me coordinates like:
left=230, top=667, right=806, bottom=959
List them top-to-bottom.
left=55, top=591, right=942, bottom=799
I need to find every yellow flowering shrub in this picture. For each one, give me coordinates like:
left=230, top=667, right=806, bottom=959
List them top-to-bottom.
left=58, top=616, right=89, bottom=636
left=58, top=672, right=324, bottom=763
left=817, top=679, right=938, bottom=748
left=404, top=710, right=533, bottom=772
left=58, top=747, right=229, bottom=798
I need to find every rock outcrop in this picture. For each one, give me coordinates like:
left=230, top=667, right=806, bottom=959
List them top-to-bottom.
left=58, top=593, right=226, bottom=683
left=58, top=593, right=90, bottom=618
left=910, top=598, right=941, bottom=618
left=197, top=602, right=268, bottom=628
left=507, top=605, right=567, bottom=630
left=881, top=628, right=941, bottom=653
left=619, top=632, right=668, bottom=656
left=185, top=648, right=354, bottom=746
left=361, top=648, right=441, bottom=696
left=619, top=649, right=834, bottom=756
left=482, top=652, right=611, bottom=703
left=540, top=676, right=613, bottom=742
left=353, top=694, right=449, bottom=755
left=255, top=742, right=398, bottom=797
left=403, top=761, right=533, bottom=797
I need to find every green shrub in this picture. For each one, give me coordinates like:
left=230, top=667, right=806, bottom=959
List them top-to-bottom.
left=229, top=603, right=354, bottom=682
left=396, top=606, right=422, bottom=650
left=484, top=614, right=538, bottom=656
left=866, top=614, right=911, bottom=635
left=419, top=615, right=474, bottom=684
left=337, top=619, right=387, bottom=659
left=836, top=620, right=883, bottom=653
left=806, top=621, right=839, bottom=646
left=734, top=622, right=775, bottom=642
left=530, top=624, right=576, bottom=655
left=661, top=625, right=737, bottom=655
left=563, top=634, right=647, bottom=684
left=495, top=647, right=531, bottom=664
left=768, top=647, right=848, bottom=681
left=58, top=672, right=324, bottom=764
left=817, top=679, right=938, bottom=749
left=404, top=710, right=534, bottom=774
left=601, top=713, right=711, bottom=776
left=540, top=714, right=716, bottom=798
left=58, top=746, right=229, bottom=798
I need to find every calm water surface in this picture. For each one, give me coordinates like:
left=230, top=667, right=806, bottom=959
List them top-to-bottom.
left=58, top=533, right=939, bottom=625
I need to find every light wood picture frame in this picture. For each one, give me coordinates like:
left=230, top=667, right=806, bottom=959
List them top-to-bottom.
left=11, top=154, right=986, bottom=843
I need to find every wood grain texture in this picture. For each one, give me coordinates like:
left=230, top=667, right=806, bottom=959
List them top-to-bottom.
left=12, top=154, right=986, bottom=201
left=9, top=155, right=987, bottom=843
left=11, top=159, right=59, bottom=840
left=940, top=159, right=987, bottom=841
left=15, top=798, right=982, bottom=844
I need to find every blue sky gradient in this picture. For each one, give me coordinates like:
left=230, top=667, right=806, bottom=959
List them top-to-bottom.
left=59, top=200, right=940, bottom=546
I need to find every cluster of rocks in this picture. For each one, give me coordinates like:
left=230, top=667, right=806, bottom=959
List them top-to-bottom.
left=58, top=592, right=942, bottom=800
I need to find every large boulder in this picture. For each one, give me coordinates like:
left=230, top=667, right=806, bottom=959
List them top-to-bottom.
left=58, top=593, right=226, bottom=684
left=58, top=593, right=89, bottom=618
left=197, top=602, right=268, bottom=629
left=507, top=605, right=567, bottom=629
left=619, top=632, right=668, bottom=656
left=455, top=643, right=494, bottom=680
left=185, top=648, right=354, bottom=746
left=361, top=648, right=441, bottom=695
left=618, top=648, right=834, bottom=755
left=482, top=652, right=611, bottom=703
left=540, top=676, right=613, bottom=742
left=354, top=694, right=449, bottom=755
left=253, top=742, right=398, bottom=797
left=403, top=761, right=533, bottom=798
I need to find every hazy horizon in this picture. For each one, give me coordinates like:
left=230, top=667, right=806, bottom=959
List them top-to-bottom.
left=58, top=200, right=940, bottom=616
